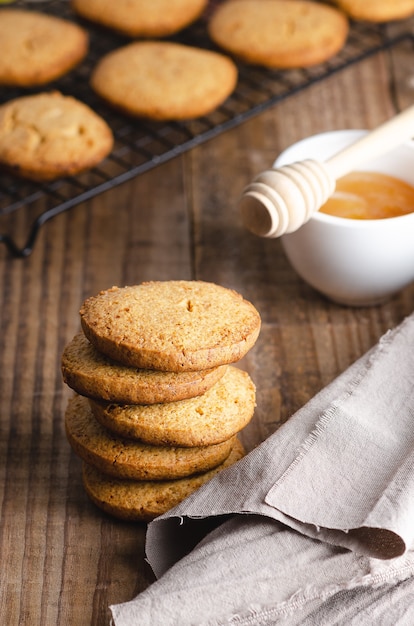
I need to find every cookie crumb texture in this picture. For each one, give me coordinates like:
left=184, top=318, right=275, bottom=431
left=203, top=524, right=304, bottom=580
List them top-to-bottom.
left=0, top=92, right=114, bottom=181
left=80, top=281, right=261, bottom=371
left=61, top=332, right=227, bottom=404
left=89, top=365, right=256, bottom=447
left=65, top=395, right=236, bottom=480
left=82, top=438, right=245, bottom=522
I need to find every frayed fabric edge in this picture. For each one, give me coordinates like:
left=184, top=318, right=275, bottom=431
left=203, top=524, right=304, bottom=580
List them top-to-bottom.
left=269, top=325, right=396, bottom=493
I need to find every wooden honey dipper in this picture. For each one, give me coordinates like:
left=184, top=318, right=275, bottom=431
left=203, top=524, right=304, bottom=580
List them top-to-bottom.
left=239, top=105, right=414, bottom=238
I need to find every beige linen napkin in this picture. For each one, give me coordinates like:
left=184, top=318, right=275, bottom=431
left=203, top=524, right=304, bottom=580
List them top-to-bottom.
left=111, top=313, right=414, bottom=625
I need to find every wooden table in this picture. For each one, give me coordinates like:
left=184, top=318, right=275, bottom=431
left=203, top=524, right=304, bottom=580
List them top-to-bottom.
left=2, top=17, right=414, bottom=626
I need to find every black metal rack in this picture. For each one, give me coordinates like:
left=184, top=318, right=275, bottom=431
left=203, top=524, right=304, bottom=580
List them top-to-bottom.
left=1, top=0, right=413, bottom=257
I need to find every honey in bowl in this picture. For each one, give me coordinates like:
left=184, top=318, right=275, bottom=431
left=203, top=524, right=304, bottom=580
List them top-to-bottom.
left=319, top=171, right=414, bottom=220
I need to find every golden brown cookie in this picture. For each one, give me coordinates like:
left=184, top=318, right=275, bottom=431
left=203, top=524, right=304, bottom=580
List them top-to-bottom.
left=71, top=0, right=207, bottom=37
left=208, top=0, right=349, bottom=69
left=333, top=0, right=414, bottom=22
left=0, top=9, right=88, bottom=86
left=90, top=41, right=238, bottom=121
left=0, top=91, right=114, bottom=181
left=79, top=281, right=261, bottom=372
left=61, top=332, right=227, bottom=404
left=89, top=366, right=256, bottom=447
left=65, top=395, right=235, bottom=480
left=82, top=438, right=245, bottom=521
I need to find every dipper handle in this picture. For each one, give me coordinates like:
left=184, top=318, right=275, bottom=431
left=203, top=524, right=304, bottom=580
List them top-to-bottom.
left=240, top=104, right=414, bottom=238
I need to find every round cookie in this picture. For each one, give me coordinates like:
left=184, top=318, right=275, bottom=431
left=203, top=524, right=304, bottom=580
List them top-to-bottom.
left=71, top=0, right=208, bottom=38
left=208, top=0, right=349, bottom=69
left=333, top=0, right=414, bottom=22
left=0, top=9, right=88, bottom=86
left=90, top=41, right=238, bottom=121
left=0, top=91, right=114, bottom=181
left=79, top=281, right=261, bottom=372
left=61, top=332, right=227, bottom=404
left=89, top=366, right=256, bottom=447
left=65, top=395, right=235, bottom=480
left=82, top=438, right=245, bottom=521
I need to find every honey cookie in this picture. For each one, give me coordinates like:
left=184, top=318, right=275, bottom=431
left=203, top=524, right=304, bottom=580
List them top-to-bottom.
left=71, top=0, right=207, bottom=38
left=208, top=0, right=349, bottom=69
left=333, top=0, right=414, bottom=22
left=0, top=9, right=88, bottom=86
left=90, top=41, right=238, bottom=121
left=0, top=91, right=114, bottom=181
left=79, top=281, right=261, bottom=372
left=61, top=332, right=227, bottom=404
left=89, top=366, right=256, bottom=447
left=65, top=395, right=236, bottom=480
left=82, top=438, right=245, bottom=521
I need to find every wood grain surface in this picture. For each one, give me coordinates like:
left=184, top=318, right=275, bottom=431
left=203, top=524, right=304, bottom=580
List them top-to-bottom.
left=2, top=21, right=414, bottom=626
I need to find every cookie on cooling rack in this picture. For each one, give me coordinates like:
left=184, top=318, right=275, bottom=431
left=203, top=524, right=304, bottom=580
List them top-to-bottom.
left=71, top=0, right=208, bottom=37
left=208, top=0, right=349, bottom=69
left=333, top=0, right=414, bottom=22
left=0, top=9, right=88, bottom=86
left=90, top=41, right=238, bottom=121
left=0, top=91, right=114, bottom=181
left=79, top=281, right=261, bottom=372
left=82, top=438, right=245, bottom=521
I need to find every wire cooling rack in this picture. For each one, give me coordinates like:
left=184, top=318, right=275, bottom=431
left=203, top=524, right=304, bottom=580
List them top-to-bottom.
left=1, top=1, right=413, bottom=257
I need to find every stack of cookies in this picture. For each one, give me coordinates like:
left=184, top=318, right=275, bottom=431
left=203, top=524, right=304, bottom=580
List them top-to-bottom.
left=61, top=280, right=261, bottom=522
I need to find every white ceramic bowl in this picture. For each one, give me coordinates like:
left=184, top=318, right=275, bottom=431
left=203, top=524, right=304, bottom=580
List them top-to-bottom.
left=275, top=129, right=414, bottom=306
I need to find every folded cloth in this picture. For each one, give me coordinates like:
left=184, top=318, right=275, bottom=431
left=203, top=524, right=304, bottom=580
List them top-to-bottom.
left=110, top=313, right=414, bottom=625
